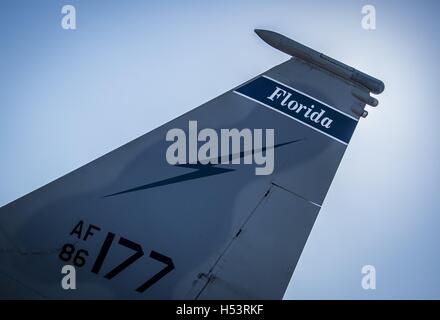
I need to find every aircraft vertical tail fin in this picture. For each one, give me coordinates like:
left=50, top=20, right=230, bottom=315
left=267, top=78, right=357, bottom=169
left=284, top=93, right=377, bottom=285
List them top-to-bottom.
left=0, top=30, right=383, bottom=299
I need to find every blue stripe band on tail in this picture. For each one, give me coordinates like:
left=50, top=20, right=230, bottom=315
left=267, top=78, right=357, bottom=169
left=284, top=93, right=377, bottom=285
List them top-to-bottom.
left=234, top=76, right=358, bottom=144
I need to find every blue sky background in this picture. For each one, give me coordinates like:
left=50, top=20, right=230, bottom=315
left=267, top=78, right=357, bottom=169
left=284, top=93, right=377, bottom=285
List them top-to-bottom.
left=1, top=0, right=440, bottom=299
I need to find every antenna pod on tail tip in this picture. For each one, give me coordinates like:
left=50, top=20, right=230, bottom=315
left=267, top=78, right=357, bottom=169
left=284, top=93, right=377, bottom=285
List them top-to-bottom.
left=253, top=28, right=384, bottom=97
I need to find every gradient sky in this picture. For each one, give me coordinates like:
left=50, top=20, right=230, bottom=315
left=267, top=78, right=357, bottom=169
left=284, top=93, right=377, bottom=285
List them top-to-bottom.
left=1, top=0, right=439, bottom=299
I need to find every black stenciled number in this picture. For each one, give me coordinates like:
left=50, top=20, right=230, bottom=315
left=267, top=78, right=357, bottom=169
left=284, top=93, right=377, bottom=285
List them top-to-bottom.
left=89, top=231, right=175, bottom=292
left=91, top=232, right=115, bottom=274
left=104, top=237, right=144, bottom=279
left=58, top=243, right=89, bottom=267
left=59, top=244, right=75, bottom=262
left=73, top=249, right=89, bottom=267
left=136, top=250, right=175, bottom=293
